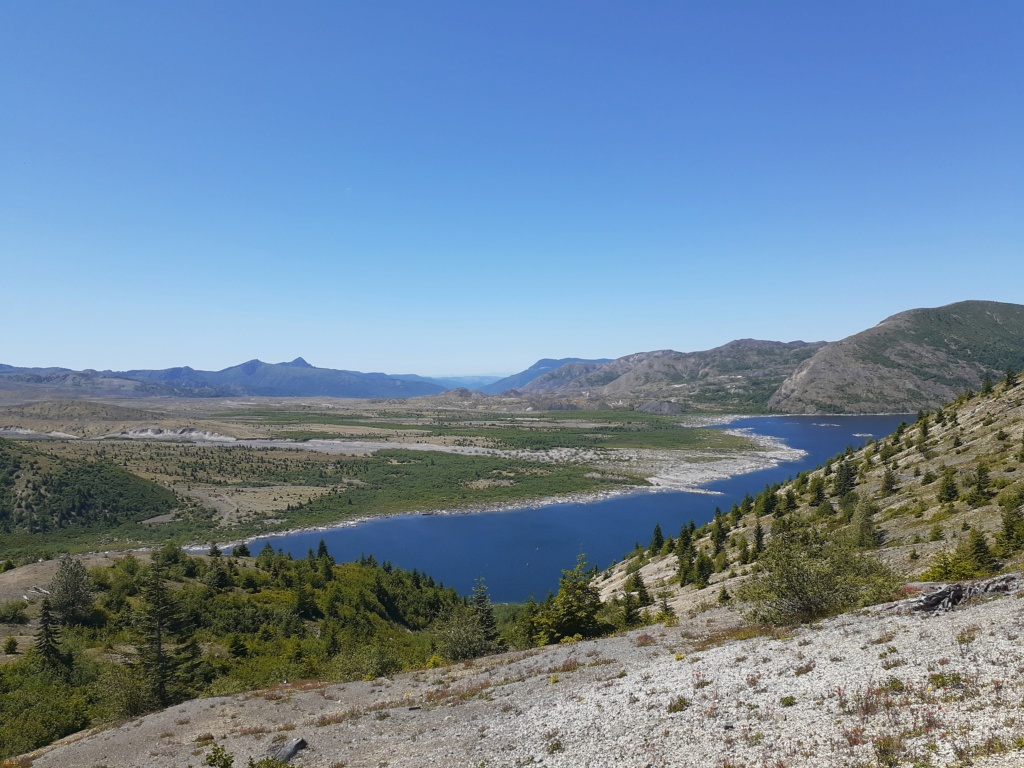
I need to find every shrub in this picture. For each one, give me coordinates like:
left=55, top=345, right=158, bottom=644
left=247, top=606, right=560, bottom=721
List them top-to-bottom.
left=736, top=533, right=900, bottom=625
left=0, top=601, right=27, bottom=624
left=667, top=696, right=690, bottom=712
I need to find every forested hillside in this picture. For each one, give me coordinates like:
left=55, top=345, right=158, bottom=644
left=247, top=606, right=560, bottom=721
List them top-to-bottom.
left=607, top=367, right=1024, bottom=624
left=0, top=439, right=178, bottom=534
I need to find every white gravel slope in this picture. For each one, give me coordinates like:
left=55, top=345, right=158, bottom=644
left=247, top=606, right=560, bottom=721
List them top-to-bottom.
left=27, top=590, right=1024, bottom=768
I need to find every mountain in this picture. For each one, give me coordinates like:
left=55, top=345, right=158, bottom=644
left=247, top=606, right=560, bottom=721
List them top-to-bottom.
left=769, top=300, right=1024, bottom=413
left=518, top=340, right=827, bottom=411
left=123, top=358, right=447, bottom=398
left=479, top=358, right=613, bottom=394
left=0, top=359, right=446, bottom=400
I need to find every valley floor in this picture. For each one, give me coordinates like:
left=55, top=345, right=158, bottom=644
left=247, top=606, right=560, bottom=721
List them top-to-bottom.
left=25, top=582, right=1024, bottom=768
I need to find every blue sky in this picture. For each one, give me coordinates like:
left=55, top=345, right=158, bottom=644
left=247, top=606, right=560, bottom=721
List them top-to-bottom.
left=2, top=2, right=1022, bottom=376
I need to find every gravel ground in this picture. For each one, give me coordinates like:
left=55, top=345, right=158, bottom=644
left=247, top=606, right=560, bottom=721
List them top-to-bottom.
left=25, top=583, right=1024, bottom=768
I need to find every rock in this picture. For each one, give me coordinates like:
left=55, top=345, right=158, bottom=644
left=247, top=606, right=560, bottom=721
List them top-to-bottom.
left=912, top=574, right=1019, bottom=612
left=268, top=737, right=307, bottom=763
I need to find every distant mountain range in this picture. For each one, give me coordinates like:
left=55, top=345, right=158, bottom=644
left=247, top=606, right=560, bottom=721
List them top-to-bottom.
left=4, top=301, right=1022, bottom=412
left=0, top=357, right=447, bottom=400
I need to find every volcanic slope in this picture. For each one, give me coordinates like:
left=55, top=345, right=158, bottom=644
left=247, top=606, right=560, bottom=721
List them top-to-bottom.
left=769, top=299, right=1024, bottom=414
left=519, top=339, right=826, bottom=411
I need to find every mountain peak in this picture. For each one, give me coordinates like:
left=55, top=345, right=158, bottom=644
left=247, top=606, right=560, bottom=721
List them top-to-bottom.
left=280, top=357, right=313, bottom=368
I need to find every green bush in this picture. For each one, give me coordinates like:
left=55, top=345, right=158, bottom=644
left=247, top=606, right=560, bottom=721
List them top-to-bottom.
left=736, top=533, right=900, bottom=625
left=0, top=600, right=28, bottom=624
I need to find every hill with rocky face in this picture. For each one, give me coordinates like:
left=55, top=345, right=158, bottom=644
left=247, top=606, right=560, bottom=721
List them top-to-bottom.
left=769, top=300, right=1024, bottom=414
left=519, top=340, right=826, bottom=411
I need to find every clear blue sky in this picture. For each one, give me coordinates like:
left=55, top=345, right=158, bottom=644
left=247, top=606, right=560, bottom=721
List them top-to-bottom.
left=2, top=2, right=1022, bottom=376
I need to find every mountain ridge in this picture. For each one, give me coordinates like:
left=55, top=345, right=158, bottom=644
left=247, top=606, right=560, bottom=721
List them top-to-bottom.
left=769, top=300, right=1024, bottom=413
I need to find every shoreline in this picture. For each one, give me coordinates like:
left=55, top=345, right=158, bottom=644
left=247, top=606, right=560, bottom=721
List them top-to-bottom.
left=194, top=427, right=806, bottom=552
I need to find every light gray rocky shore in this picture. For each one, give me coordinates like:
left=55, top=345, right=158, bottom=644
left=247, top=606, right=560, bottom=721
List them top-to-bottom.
left=26, top=582, right=1024, bottom=768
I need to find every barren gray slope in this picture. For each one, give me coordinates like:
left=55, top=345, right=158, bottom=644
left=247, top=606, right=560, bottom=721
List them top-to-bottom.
left=27, top=587, right=1024, bottom=768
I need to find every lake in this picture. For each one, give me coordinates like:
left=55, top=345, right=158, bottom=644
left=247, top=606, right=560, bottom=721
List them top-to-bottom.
left=249, top=414, right=909, bottom=602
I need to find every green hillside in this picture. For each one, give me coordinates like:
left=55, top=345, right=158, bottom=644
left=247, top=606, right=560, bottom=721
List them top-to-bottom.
left=770, top=300, right=1024, bottom=413
left=610, top=367, right=1024, bottom=624
left=0, top=438, right=179, bottom=535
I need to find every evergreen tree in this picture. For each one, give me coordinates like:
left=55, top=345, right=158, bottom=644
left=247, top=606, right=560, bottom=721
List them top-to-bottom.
left=833, top=461, right=856, bottom=498
left=880, top=466, right=899, bottom=496
left=937, top=469, right=959, bottom=503
left=808, top=476, right=826, bottom=505
left=850, top=500, right=881, bottom=548
left=711, top=517, right=727, bottom=555
left=648, top=523, right=664, bottom=555
left=737, top=536, right=751, bottom=565
left=316, top=538, right=333, bottom=563
left=676, top=543, right=695, bottom=585
left=693, top=552, right=714, bottom=588
left=533, top=554, right=603, bottom=644
left=49, top=555, right=94, bottom=626
left=136, top=565, right=184, bottom=707
left=624, top=572, right=653, bottom=606
left=471, top=577, right=506, bottom=653
left=294, top=581, right=318, bottom=620
left=616, top=592, right=637, bottom=627
left=34, top=597, right=64, bottom=666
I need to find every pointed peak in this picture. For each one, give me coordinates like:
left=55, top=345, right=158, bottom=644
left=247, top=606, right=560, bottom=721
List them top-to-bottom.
left=280, top=357, right=314, bottom=368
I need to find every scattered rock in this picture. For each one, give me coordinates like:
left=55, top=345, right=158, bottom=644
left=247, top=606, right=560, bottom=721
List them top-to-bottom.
left=267, top=737, right=307, bottom=763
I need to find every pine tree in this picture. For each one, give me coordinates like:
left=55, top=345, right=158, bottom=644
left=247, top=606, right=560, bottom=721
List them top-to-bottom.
left=833, top=461, right=856, bottom=497
left=880, top=466, right=899, bottom=496
left=937, top=469, right=959, bottom=503
left=850, top=500, right=880, bottom=548
left=753, top=518, right=765, bottom=554
left=648, top=523, right=664, bottom=555
left=693, top=552, right=714, bottom=588
left=534, top=554, right=603, bottom=643
left=49, top=555, right=94, bottom=626
left=136, top=565, right=183, bottom=707
left=625, top=572, right=653, bottom=606
left=471, top=577, right=506, bottom=653
left=620, top=592, right=640, bottom=627
left=34, top=597, right=64, bottom=666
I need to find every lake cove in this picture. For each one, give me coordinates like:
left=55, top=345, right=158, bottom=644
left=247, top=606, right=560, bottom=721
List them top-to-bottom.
left=250, top=415, right=909, bottom=602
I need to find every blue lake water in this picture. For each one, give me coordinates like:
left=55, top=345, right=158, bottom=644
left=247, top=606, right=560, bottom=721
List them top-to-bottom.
left=249, top=414, right=909, bottom=602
